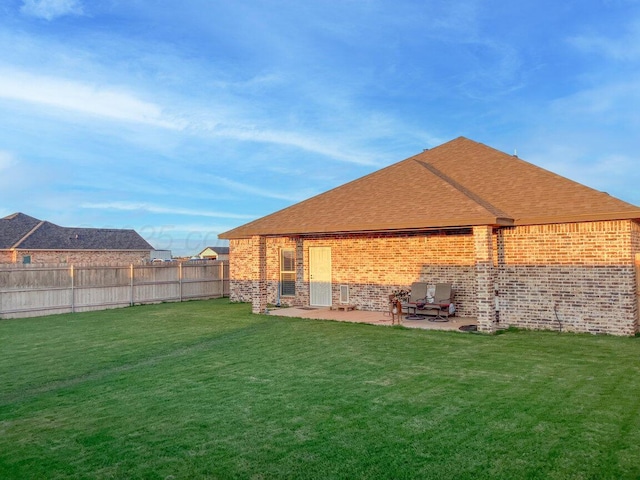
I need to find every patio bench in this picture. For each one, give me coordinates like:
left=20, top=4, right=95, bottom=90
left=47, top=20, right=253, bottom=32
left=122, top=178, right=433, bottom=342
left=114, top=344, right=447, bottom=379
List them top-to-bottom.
left=402, top=282, right=455, bottom=321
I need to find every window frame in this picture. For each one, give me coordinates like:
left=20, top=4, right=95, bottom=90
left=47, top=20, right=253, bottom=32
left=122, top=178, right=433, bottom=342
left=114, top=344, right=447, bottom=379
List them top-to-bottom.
left=279, top=248, right=296, bottom=297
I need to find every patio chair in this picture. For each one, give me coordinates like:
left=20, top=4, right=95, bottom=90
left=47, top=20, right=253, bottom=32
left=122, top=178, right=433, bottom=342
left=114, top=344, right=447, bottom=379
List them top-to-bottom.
left=403, top=282, right=429, bottom=320
left=420, top=283, right=454, bottom=322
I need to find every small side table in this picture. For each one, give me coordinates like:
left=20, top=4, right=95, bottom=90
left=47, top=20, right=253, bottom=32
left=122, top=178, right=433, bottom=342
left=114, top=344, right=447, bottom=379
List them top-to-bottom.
left=404, top=303, right=426, bottom=320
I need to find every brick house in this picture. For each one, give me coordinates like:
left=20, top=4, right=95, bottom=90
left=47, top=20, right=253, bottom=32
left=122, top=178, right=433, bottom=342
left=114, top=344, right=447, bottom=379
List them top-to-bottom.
left=219, top=137, right=640, bottom=335
left=0, top=213, right=154, bottom=265
left=198, top=246, right=230, bottom=261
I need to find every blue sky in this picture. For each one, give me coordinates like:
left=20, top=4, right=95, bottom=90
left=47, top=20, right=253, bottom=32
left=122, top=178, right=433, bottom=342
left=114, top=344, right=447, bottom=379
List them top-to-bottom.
left=1, top=0, right=639, bottom=256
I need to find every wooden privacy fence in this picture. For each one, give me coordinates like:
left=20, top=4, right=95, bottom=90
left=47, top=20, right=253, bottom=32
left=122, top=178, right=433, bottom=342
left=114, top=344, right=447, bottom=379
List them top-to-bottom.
left=0, top=261, right=229, bottom=319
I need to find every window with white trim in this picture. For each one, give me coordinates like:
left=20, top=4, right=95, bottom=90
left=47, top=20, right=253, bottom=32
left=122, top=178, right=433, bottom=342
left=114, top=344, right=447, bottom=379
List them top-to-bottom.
left=280, top=249, right=295, bottom=296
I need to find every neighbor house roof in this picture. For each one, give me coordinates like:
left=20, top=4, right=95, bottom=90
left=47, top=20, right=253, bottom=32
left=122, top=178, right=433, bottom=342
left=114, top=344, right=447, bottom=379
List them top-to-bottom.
left=219, top=137, right=640, bottom=239
left=0, top=213, right=154, bottom=250
left=198, top=246, right=230, bottom=256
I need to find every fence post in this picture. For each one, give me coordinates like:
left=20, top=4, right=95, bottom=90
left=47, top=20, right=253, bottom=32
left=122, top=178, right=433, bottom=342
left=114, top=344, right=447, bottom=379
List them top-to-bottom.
left=219, top=261, right=224, bottom=297
left=179, top=262, right=183, bottom=302
left=130, top=264, right=134, bottom=306
left=70, top=265, right=75, bottom=313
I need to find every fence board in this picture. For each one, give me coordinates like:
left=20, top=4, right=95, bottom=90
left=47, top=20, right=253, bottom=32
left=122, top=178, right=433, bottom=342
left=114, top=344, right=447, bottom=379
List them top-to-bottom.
left=0, top=261, right=228, bottom=319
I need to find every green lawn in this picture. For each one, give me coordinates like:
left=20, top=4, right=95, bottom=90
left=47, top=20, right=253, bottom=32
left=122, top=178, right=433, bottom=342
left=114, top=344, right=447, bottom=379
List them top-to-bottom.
left=1, top=299, right=640, bottom=479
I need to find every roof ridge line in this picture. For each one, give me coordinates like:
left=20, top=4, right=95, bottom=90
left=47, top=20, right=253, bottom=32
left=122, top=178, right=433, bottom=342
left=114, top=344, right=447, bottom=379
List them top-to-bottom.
left=416, top=159, right=513, bottom=220
left=10, top=220, right=45, bottom=249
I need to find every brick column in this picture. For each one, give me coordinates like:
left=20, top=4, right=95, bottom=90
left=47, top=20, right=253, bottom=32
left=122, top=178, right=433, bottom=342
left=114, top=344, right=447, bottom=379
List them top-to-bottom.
left=474, top=225, right=496, bottom=333
left=250, top=235, right=267, bottom=314
left=295, top=237, right=306, bottom=307
left=635, top=253, right=640, bottom=329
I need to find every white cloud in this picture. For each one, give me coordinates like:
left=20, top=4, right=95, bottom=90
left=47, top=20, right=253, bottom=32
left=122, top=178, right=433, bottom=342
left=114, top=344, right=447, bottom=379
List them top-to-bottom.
left=20, top=0, right=83, bottom=21
left=569, top=20, right=640, bottom=61
left=0, top=67, right=381, bottom=165
left=0, top=69, right=184, bottom=129
left=550, top=80, right=640, bottom=122
left=210, top=126, right=379, bottom=166
left=527, top=140, right=640, bottom=206
left=213, top=176, right=307, bottom=202
left=80, top=201, right=256, bottom=220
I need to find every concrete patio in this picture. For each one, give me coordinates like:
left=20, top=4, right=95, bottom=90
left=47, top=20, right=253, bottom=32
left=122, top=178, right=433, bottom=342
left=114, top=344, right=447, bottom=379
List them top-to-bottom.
left=266, top=306, right=478, bottom=332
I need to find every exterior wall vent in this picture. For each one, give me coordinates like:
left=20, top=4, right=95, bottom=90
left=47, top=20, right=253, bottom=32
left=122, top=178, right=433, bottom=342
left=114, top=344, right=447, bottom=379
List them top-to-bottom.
left=339, top=284, right=349, bottom=304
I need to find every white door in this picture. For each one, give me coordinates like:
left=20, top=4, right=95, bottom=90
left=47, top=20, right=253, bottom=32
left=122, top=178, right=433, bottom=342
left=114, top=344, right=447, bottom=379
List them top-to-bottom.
left=309, top=247, right=332, bottom=306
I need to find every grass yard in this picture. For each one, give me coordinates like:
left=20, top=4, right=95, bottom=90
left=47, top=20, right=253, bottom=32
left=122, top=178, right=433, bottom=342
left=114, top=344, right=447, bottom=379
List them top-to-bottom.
left=1, top=299, right=640, bottom=479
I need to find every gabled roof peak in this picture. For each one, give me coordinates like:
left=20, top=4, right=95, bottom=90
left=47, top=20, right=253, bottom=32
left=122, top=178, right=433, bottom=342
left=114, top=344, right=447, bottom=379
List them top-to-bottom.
left=2, top=212, right=41, bottom=222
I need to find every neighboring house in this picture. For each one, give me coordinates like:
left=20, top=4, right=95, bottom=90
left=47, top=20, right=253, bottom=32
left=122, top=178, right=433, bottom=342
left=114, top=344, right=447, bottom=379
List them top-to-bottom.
left=219, top=137, right=640, bottom=336
left=0, top=213, right=155, bottom=265
left=198, top=246, right=229, bottom=261
left=151, top=249, right=173, bottom=261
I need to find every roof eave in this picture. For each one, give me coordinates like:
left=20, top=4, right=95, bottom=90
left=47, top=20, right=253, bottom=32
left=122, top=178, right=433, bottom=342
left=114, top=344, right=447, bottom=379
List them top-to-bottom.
left=514, top=212, right=640, bottom=226
left=219, top=216, right=515, bottom=239
left=7, top=248, right=153, bottom=252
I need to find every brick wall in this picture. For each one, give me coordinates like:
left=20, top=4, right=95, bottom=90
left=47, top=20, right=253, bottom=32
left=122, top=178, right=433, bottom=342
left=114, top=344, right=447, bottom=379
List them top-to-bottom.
left=228, top=220, right=639, bottom=335
left=496, top=221, right=637, bottom=335
left=498, top=221, right=635, bottom=265
left=630, top=221, right=640, bottom=328
left=632, top=221, right=640, bottom=258
left=474, top=225, right=497, bottom=332
left=230, top=230, right=477, bottom=315
left=302, top=231, right=477, bottom=315
left=230, top=236, right=306, bottom=307
left=252, top=236, right=267, bottom=314
left=265, top=237, right=298, bottom=305
left=228, top=238, right=255, bottom=303
left=4, top=250, right=150, bottom=265
left=0, top=251, right=11, bottom=263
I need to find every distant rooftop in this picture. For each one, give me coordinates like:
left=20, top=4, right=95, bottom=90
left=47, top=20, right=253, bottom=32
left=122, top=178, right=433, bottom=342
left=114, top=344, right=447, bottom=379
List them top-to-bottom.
left=0, top=213, right=155, bottom=251
left=199, top=246, right=229, bottom=255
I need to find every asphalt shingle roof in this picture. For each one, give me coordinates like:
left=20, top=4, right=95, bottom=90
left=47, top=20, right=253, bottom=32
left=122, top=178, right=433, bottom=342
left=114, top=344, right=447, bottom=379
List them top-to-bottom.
left=219, top=137, right=640, bottom=239
left=0, top=213, right=154, bottom=250
left=0, top=213, right=42, bottom=249
left=198, top=246, right=230, bottom=256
